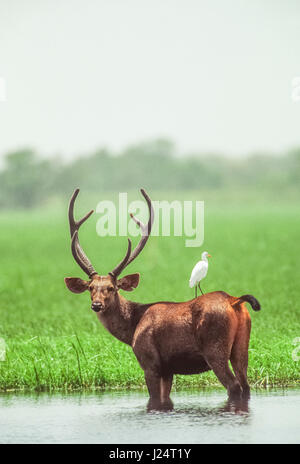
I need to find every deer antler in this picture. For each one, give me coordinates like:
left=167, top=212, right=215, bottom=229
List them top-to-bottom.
left=68, top=189, right=97, bottom=278
left=109, top=189, right=154, bottom=279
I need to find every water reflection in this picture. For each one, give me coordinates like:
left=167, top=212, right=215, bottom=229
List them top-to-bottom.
left=0, top=389, right=299, bottom=444
left=147, top=397, right=249, bottom=416
left=220, top=397, right=249, bottom=414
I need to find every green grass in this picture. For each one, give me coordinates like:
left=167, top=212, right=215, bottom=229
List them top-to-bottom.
left=0, top=190, right=299, bottom=391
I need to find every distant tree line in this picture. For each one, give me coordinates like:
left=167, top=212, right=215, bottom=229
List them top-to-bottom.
left=0, top=138, right=299, bottom=208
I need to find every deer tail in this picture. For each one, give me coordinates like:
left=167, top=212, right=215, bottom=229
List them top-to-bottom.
left=232, top=294, right=261, bottom=311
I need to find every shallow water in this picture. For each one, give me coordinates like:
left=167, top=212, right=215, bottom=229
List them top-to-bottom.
left=0, top=389, right=299, bottom=444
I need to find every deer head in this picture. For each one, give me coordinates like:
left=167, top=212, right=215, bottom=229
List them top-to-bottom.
left=64, top=189, right=154, bottom=313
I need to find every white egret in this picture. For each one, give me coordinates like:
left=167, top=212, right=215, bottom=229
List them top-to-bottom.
left=189, top=251, right=212, bottom=297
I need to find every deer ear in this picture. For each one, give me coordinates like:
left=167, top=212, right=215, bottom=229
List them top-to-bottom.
left=117, top=273, right=140, bottom=292
left=64, top=277, right=89, bottom=294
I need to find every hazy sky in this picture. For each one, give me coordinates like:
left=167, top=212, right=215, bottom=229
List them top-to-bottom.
left=0, top=0, right=300, bottom=160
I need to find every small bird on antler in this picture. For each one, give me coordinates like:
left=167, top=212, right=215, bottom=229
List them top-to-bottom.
left=189, top=251, right=212, bottom=297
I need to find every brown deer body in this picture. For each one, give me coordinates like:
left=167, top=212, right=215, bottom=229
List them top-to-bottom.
left=65, top=189, right=261, bottom=410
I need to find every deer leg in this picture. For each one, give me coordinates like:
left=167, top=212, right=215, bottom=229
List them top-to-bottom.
left=230, top=321, right=251, bottom=399
left=133, top=336, right=165, bottom=410
left=204, top=354, right=242, bottom=400
left=230, top=357, right=250, bottom=399
left=144, top=369, right=164, bottom=411
left=160, top=375, right=174, bottom=410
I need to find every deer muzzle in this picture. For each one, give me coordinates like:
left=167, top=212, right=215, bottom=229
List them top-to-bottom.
left=91, top=301, right=103, bottom=312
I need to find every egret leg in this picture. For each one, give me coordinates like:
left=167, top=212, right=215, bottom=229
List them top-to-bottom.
left=198, top=282, right=204, bottom=295
left=195, top=285, right=197, bottom=298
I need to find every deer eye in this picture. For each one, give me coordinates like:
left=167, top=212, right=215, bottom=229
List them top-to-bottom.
left=107, top=286, right=114, bottom=292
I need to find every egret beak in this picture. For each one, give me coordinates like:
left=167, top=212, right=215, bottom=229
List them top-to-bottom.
left=207, top=254, right=212, bottom=258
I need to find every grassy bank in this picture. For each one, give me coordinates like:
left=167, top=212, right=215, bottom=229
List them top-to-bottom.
left=0, top=191, right=299, bottom=391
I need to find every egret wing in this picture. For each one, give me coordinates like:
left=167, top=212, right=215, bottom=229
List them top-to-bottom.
left=189, top=261, right=208, bottom=287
